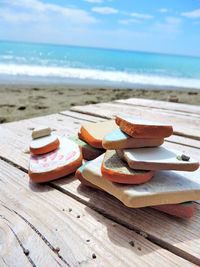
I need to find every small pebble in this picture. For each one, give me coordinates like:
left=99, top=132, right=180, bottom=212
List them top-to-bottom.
left=188, top=91, right=198, bottom=95
left=168, top=95, right=179, bottom=103
left=18, top=106, right=26, bottom=110
left=32, top=126, right=51, bottom=139
left=23, top=150, right=30, bottom=154
left=177, top=154, right=190, bottom=161
left=181, top=154, right=190, bottom=161
left=177, top=155, right=181, bottom=161
left=68, top=208, right=72, bottom=212
left=62, top=209, right=65, bottom=211
left=77, top=215, right=80, bottom=218
left=112, top=223, right=116, bottom=227
left=86, top=239, right=90, bottom=242
left=129, top=241, right=135, bottom=247
left=54, top=246, right=60, bottom=253
left=138, top=246, right=142, bottom=251
left=24, top=249, right=29, bottom=255
left=92, top=253, right=96, bottom=259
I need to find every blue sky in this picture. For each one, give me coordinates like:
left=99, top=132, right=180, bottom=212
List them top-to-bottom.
left=0, top=0, right=200, bottom=56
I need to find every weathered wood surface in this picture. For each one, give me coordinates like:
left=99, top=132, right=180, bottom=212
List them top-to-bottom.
left=115, top=98, right=200, bottom=115
left=0, top=100, right=200, bottom=266
left=70, top=102, right=200, bottom=140
left=0, top=108, right=200, bottom=265
left=60, top=110, right=105, bottom=123
left=62, top=110, right=200, bottom=149
left=0, top=111, right=199, bottom=173
left=165, top=135, right=200, bottom=149
left=1, top=160, right=192, bottom=267
left=52, top=176, right=200, bottom=265
left=0, top=204, right=65, bottom=267
left=0, top=221, right=31, bottom=266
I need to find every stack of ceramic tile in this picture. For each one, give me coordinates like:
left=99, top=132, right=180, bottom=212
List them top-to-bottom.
left=76, top=116, right=200, bottom=218
left=28, top=126, right=82, bottom=183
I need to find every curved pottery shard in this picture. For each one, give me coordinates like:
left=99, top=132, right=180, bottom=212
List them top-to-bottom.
left=116, top=115, right=173, bottom=138
left=29, top=137, right=82, bottom=183
left=82, top=154, right=200, bottom=208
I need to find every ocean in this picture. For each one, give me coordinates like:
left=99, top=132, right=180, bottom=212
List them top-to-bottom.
left=0, top=40, right=200, bottom=89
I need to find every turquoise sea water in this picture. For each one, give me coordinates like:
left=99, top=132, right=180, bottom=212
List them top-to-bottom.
left=0, top=40, right=200, bottom=89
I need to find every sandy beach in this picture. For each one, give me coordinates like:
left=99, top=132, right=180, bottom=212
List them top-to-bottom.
left=0, top=83, right=199, bottom=123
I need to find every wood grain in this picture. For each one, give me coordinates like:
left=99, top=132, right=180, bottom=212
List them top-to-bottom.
left=115, top=98, right=200, bottom=115
left=70, top=102, right=200, bottom=140
left=0, top=110, right=200, bottom=264
left=60, top=110, right=106, bottom=123
left=63, top=110, right=200, bottom=149
left=0, top=113, right=199, bottom=172
left=166, top=135, right=200, bottom=149
left=1, top=160, right=191, bottom=267
left=52, top=177, right=200, bottom=265
left=0, top=204, right=65, bottom=267
left=0, top=221, right=32, bottom=266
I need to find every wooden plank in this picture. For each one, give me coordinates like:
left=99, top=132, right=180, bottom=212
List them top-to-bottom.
left=115, top=98, right=200, bottom=115
left=71, top=102, right=200, bottom=126
left=115, top=102, right=200, bottom=120
left=70, top=103, right=200, bottom=140
left=60, top=110, right=105, bottom=123
left=62, top=110, right=200, bottom=149
left=1, top=113, right=86, bottom=137
left=0, top=114, right=199, bottom=174
left=0, top=115, right=200, bottom=264
left=166, top=135, right=200, bottom=149
left=1, top=160, right=190, bottom=267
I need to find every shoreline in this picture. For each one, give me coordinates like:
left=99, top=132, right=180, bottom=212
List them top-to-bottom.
left=1, top=74, right=200, bottom=91
left=0, top=83, right=199, bottom=124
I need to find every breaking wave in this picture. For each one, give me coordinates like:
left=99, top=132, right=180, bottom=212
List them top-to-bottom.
left=0, top=63, right=200, bottom=89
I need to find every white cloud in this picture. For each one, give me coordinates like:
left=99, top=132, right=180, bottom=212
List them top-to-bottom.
left=0, top=0, right=98, bottom=23
left=83, top=0, right=103, bottom=3
left=92, top=7, right=118, bottom=14
left=0, top=8, right=39, bottom=23
left=158, top=8, right=168, bottom=13
left=181, top=9, right=200, bottom=18
left=131, top=12, right=153, bottom=19
left=152, top=17, right=181, bottom=36
left=166, top=17, right=181, bottom=24
left=119, top=18, right=141, bottom=25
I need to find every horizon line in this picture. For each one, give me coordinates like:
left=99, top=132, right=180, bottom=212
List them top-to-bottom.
left=0, top=39, right=199, bottom=59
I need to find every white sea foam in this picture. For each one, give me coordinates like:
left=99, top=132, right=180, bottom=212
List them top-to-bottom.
left=0, top=63, right=200, bottom=89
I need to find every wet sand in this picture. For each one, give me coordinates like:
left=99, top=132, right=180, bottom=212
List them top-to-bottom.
left=0, top=84, right=199, bottom=123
